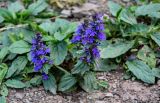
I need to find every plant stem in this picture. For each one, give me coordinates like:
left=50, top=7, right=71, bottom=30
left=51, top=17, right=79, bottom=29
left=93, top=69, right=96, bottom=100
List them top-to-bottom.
left=0, top=24, right=28, bottom=32
left=55, top=65, right=70, bottom=74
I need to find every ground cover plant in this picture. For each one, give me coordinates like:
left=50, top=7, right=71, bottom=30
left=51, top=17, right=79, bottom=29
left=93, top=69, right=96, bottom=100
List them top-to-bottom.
left=0, top=0, right=160, bottom=103
left=0, top=0, right=107, bottom=102
left=102, top=1, right=160, bottom=83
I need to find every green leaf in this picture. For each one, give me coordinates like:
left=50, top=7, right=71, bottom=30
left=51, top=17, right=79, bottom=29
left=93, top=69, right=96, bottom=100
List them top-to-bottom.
left=28, top=0, right=48, bottom=15
left=8, top=1, right=24, bottom=13
left=108, top=1, right=122, bottom=16
left=135, top=3, right=160, bottom=18
left=0, top=8, right=13, bottom=21
left=119, top=9, right=137, bottom=25
left=0, top=16, right=4, bottom=23
left=55, top=18, right=70, bottom=27
left=54, top=19, right=77, bottom=41
left=40, top=21, right=58, bottom=34
left=64, top=22, right=77, bottom=35
left=123, top=23, right=149, bottom=37
left=1, top=27, right=35, bottom=45
left=20, top=29, right=35, bottom=43
left=54, top=32, right=65, bottom=41
left=151, top=32, right=160, bottom=46
left=1, top=34, right=11, bottom=47
left=42, top=35, right=55, bottom=41
left=9, top=40, right=30, bottom=54
left=100, top=40, right=134, bottom=58
left=50, top=41, right=67, bottom=65
left=137, top=45, right=156, bottom=68
left=0, top=47, right=8, bottom=62
left=27, top=52, right=31, bottom=61
left=5, top=53, right=17, bottom=61
left=6, top=56, right=28, bottom=78
left=14, top=57, right=28, bottom=75
left=94, top=59, right=117, bottom=71
left=126, top=60, right=155, bottom=84
left=71, top=61, right=90, bottom=75
left=0, top=64, right=8, bottom=85
left=43, top=64, right=52, bottom=74
left=6, top=65, right=16, bottom=79
left=22, top=66, right=34, bottom=74
left=152, top=68, right=160, bottom=78
left=79, top=72, right=98, bottom=92
left=43, top=74, right=57, bottom=95
left=58, top=74, right=77, bottom=92
left=30, top=76, right=42, bottom=86
left=5, top=79, right=26, bottom=88
left=97, top=80, right=109, bottom=89
left=24, top=81, right=32, bottom=88
left=0, top=84, right=8, bottom=96
left=0, top=96, right=6, bottom=103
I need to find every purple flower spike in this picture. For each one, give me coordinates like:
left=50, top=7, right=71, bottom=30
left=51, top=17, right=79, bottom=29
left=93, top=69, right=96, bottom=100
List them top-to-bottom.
left=71, top=14, right=106, bottom=63
left=98, top=32, right=106, bottom=40
left=31, top=33, right=52, bottom=79
left=92, top=47, right=100, bottom=58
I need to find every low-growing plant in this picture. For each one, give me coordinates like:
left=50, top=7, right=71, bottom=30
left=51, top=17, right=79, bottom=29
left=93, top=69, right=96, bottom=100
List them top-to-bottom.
left=0, top=0, right=108, bottom=102
left=0, top=0, right=57, bottom=25
left=1, top=0, right=160, bottom=102
left=100, top=1, right=160, bottom=83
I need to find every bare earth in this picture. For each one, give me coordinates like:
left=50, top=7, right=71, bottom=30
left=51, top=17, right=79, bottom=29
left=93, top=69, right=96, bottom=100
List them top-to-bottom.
left=8, top=69, right=160, bottom=103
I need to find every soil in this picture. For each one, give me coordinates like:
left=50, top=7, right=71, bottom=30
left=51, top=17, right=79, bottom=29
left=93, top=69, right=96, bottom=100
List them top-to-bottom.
left=1, top=0, right=160, bottom=103
left=7, top=69, right=160, bottom=103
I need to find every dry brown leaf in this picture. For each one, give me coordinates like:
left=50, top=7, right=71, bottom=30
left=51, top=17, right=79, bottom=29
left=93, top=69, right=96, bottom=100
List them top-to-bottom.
left=49, top=0, right=86, bottom=8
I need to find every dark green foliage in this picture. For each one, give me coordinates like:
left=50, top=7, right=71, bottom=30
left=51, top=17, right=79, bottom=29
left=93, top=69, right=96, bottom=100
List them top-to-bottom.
left=0, top=0, right=108, bottom=99
left=0, top=0, right=57, bottom=24
left=1, top=0, right=160, bottom=101
left=104, top=1, right=160, bottom=83
left=100, top=40, right=135, bottom=58
left=50, top=41, right=68, bottom=65
left=6, top=56, right=28, bottom=78
left=126, top=60, right=155, bottom=84
left=71, top=61, right=90, bottom=75
left=0, top=64, right=8, bottom=85
left=79, top=72, right=98, bottom=92
left=43, top=74, right=57, bottom=94
left=58, top=74, right=77, bottom=92
left=5, top=79, right=26, bottom=88
left=0, top=96, right=6, bottom=103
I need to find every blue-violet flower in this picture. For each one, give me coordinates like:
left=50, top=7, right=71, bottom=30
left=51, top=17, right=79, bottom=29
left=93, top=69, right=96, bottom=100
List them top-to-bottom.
left=71, top=14, right=106, bottom=63
left=31, top=33, right=52, bottom=80
left=42, top=72, right=49, bottom=80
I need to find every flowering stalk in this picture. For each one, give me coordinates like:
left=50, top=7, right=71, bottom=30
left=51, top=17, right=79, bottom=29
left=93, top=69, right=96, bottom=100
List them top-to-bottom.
left=71, top=14, right=106, bottom=63
left=31, top=33, right=52, bottom=80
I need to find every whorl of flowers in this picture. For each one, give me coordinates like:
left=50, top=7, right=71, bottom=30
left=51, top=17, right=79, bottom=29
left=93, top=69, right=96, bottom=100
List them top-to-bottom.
left=71, top=14, right=106, bottom=63
left=31, top=33, right=52, bottom=80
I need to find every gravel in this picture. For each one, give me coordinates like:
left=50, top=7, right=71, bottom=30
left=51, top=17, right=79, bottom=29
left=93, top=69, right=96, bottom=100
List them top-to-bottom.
left=7, top=68, right=160, bottom=103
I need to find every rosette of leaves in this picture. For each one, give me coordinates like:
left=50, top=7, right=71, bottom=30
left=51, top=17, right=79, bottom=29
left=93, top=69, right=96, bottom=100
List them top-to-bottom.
left=0, top=0, right=57, bottom=24
left=101, top=1, right=160, bottom=84
left=0, top=13, right=109, bottom=103
left=0, top=17, right=78, bottom=97
left=40, top=18, right=108, bottom=92
left=0, top=25, right=35, bottom=102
